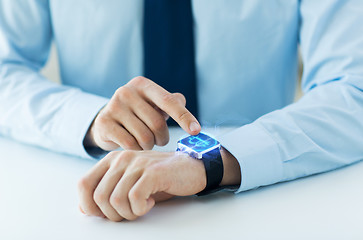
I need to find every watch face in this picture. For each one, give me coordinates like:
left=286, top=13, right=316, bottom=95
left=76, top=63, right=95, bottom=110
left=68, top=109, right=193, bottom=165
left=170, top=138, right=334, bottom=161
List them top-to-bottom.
left=177, top=133, right=220, bottom=158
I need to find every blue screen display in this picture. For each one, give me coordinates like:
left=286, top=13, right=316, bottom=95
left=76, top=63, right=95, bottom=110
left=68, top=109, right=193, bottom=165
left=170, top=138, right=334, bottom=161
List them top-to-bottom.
left=178, top=133, right=219, bottom=153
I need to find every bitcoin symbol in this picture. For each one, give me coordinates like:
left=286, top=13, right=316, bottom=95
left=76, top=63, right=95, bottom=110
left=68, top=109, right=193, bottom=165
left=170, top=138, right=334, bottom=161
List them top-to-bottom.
left=188, top=136, right=210, bottom=148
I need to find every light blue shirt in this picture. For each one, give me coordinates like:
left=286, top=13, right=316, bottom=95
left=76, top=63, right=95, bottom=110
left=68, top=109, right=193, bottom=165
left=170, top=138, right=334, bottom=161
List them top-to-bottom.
left=1, top=0, right=363, bottom=193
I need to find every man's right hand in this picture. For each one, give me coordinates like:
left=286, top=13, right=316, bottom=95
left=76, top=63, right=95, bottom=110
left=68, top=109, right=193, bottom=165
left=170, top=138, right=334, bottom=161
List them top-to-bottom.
left=84, top=76, right=201, bottom=151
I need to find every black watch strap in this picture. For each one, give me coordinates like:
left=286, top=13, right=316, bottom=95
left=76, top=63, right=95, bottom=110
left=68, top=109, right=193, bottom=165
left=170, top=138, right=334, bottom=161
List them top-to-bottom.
left=197, top=147, right=224, bottom=196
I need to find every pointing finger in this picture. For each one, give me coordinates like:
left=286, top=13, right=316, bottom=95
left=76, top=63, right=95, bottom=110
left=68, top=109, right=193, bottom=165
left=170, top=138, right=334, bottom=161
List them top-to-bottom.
left=129, top=78, right=201, bottom=135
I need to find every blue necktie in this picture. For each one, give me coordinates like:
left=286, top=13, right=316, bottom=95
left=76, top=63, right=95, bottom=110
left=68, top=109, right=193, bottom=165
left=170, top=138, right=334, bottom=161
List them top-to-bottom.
left=143, top=0, right=198, bottom=124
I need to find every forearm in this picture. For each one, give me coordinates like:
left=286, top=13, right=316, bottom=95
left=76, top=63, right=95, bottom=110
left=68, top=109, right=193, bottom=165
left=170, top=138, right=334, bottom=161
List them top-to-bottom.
left=0, top=0, right=110, bottom=158
left=0, top=64, right=108, bottom=157
left=219, top=80, right=363, bottom=192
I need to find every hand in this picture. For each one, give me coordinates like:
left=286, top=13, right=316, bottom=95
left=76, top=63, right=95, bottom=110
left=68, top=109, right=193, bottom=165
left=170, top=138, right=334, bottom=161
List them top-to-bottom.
left=84, top=76, right=201, bottom=151
left=78, top=150, right=206, bottom=221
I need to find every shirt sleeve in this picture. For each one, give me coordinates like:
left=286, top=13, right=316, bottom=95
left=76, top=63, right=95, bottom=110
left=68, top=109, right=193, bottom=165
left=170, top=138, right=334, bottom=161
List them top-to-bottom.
left=0, top=0, right=109, bottom=158
left=218, top=0, right=363, bottom=193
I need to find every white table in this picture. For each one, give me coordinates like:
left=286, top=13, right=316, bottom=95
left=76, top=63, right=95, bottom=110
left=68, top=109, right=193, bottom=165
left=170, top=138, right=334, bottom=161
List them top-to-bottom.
left=1, top=127, right=363, bottom=240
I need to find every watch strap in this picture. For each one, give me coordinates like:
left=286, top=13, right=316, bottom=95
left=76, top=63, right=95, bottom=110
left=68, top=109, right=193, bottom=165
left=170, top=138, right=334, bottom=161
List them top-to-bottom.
left=197, top=147, right=224, bottom=196
left=196, top=185, right=239, bottom=196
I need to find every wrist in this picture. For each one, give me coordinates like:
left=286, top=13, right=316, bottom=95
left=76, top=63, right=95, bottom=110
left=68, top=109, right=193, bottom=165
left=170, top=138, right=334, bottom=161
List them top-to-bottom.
left=84, top=121, right=97, bottom=147
left=220, top=147, right=241, bottom=186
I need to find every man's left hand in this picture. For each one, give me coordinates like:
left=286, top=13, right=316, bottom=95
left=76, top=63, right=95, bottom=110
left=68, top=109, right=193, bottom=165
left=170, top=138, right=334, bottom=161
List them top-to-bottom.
left=78, top=150, right=206, bottom=221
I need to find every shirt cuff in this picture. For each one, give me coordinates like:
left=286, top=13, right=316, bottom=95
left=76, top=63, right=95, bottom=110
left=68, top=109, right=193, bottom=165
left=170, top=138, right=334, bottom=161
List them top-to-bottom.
left=56, top=91, right=109, bottom=159
left=217, top=122, right=283, bottom=193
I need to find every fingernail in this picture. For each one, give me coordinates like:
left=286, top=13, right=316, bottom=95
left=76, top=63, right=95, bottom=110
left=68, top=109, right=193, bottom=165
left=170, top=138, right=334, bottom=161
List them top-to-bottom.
left=189, top=122, right=200, bottom=133
left=79, top=205, right=85, bottom=214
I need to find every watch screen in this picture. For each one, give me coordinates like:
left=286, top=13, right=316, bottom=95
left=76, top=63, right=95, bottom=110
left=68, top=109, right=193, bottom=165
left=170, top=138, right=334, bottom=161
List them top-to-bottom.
left=178, top=132, right=220, bottom=153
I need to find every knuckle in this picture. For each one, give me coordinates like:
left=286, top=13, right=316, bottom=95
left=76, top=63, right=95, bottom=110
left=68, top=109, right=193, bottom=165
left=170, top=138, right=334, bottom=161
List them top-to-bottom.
left=128, top=76, right=148, bottom=88
left=116, top=86, right=133, bottom=99
left=161, top=92, right=178, bottom=105
left=162, top=92, right=185, bottom=106
left=173, top=93, right=186, bottom=105
left=106, top=100, right=119, bottom=113
left=178, top=111, right=191, bottom=123
left=95, top=114, right=109, bottom=126
left=151, top=117, right=167, bottom=132
left=151, top=119, right=169, bottom=146
left=139, top=131, right=154, bottom=147
left=99, top=132, right=110, bottom=143
left=122, top=137, right=139, bottom=150
left=158, top=137, right=169, bottom=146
left=107, top=150, right=119, bottom=159
left=118, top=150, right=135, bottom=161
left=122, top=155, right=145, bottom=174
left=109, top=156, right=124, bottom=170
left=128, top=163, right=143, bottom=176
left=77, top=177, right=90, bottom=192
left=128, top=188, right=140, bottom=202
left=93, top=190, right=107, bottom=206
left=128, top=190, right=147, bottom=217
left=110, top=194, right=138, bottom=221
left=109, top=195, right=122, bottom=208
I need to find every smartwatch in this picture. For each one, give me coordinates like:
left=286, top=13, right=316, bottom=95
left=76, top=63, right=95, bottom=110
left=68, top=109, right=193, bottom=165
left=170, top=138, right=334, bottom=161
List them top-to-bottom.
left=176, top=132, right=224, bottom=196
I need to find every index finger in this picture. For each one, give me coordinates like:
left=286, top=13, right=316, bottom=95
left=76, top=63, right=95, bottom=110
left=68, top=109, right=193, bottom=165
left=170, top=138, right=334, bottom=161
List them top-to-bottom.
left=132, top=78, right=201, bottom=135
